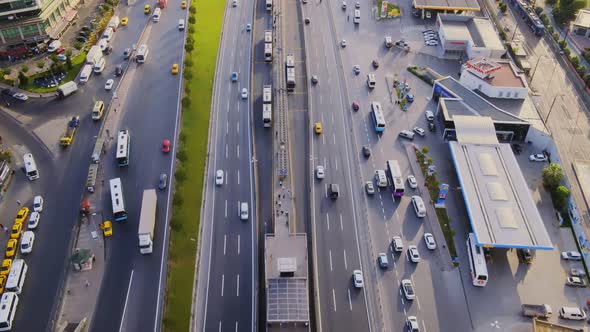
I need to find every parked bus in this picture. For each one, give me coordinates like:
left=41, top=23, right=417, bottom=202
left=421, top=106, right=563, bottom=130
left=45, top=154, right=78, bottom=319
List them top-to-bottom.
left=266, top=0, right=272, bottom=11
left=264, top=30, right=272, bottom=62
left=136, top=44, right=149, bottom=63
left=286, top=53, right=295, bottom=91
left=263, top=84, right=272, bottom=128
left=371, top=102, right=386, bottom=132
left=116, top=129, right=130, bottom=167
left=23, top=153, right=39, bottom=181
left=385, top=160, right=404, bottom=198
left=110, top=177, right=128, bottom=222
left=466, top=233, right=489, bottom=287
left=5, top=260, right=27, bottom=294
left=0, top=292, right=18, bottom=331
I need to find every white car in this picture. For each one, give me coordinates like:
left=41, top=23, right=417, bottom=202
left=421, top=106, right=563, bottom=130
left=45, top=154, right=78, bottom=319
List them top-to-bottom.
left=232, top=0, right=238, bottom=6
left=341, top=1, right=346, bottom=9
left=355, top=1, right=360, bottom=8
left=341, top=39, right=347, bottom=48
left=425, top=40, right=438, bottom=46
left=105, top=79, right=114, bottom=90
left=241, top=88, right=248, bottom=99
left=12, top=93, right=28, bottom=101
left=425, top=110, right=435, bottom=121
left=413, top=127, right=425, bottom=136
left=529, top=153, right=548, bottom=162
left=316, top=165, right=325, bottom=179
left=215, top=170, right=224, bottom=185
left=407, top=175, right=418, bottom=189
left=365, top=181, right=375, bottom=195
left=33, top=195, right=44, bottom=212
left=240, top=202, right=248, bottom=220
left=28, top=211, right=40, bottom=229
left=20, top=231, right=35, bottom=254
left=424, top=233, right=436, bottom=250
left=392, top=236, right=403, bottom=252
left=407, top=245, right=420, bottom=263
left=561, top=251, right=582, bottom=260
left=352, top=270, right=364, bottom=288
left=401, top=279, right=415, bottom=300
left=406, top=316, right=420, bottom=332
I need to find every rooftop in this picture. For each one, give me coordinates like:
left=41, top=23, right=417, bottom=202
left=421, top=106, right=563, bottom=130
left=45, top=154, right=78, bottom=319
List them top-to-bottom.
left=413, top=0, right=480, bottom=11
left=573, top=9, right=590, bottom=28
left=439, top=15, right=504, bottom=50
left=463, top=59, right=527, bottom=88
left=449, top=116, right=553, bottom=250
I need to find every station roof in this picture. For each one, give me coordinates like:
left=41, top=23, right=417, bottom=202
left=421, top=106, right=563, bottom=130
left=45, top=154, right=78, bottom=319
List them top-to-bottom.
left=413, top=0, right=480, bottom=11
left=449, top=116, right=553, bottom=250
left=267, top=278, right=309, bottom=323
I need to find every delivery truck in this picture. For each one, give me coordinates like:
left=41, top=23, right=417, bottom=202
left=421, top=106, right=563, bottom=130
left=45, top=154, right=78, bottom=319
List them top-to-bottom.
left=86, top=45, right=103, bottom=65
left=56, top=81, right=78, bottom=99
left=138, top=189, right=157, bottom=254
left=521, top=304, right=553, bottom=318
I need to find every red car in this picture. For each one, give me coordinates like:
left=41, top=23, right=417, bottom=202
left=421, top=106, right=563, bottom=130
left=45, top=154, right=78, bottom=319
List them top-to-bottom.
left=55, top=48, right=65, bottom=54
left=352, top=100, right=359, bottom=111
left=162, top=139, right=171, bottom=153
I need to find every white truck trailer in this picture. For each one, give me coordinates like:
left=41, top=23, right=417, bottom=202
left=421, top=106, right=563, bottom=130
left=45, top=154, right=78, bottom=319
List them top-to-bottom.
left=86, top=45, right=103, bottom=65
left=56, top=81, right=78, bottom=99
left=138, top=189, right=157, bottom=254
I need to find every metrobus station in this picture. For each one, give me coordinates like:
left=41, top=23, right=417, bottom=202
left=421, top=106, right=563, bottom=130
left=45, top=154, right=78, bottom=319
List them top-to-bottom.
left=412, top=0, right=480, bottom=19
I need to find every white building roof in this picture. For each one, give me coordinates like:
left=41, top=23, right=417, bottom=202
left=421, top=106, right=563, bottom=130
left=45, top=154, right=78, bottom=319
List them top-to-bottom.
left=573, top=9, right=590, bottom=29
left=439, top=15, right=504, bottom=51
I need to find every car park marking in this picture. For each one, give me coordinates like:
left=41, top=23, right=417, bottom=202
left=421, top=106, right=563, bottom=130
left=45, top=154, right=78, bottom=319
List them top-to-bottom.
left=329, top=250, right=333, bottom=271
left=347, top=288, right=352, bottom=311
left=332, top=289, right=337, bottom=312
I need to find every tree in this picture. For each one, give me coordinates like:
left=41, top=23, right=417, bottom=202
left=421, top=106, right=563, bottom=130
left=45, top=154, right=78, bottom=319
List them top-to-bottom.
left=553, top=0, right=588, bottom=25
left=499, top=2, right=507, bottom=13
left=534, top=6, right=544, bottom=15
left=65, top=49, right=73, bottom=57
left=571, top=55, right=580, bottom=67
left=36, top=61, right=45, bottom=69
left=20, top=65, right=29, bottom=73
left=1, top=68, right=11, bottom=77
left=17, top=71, right=28, bottom=86
left=421, top=146, right=430, bottom=154
left=542, top=163, right=565, bottom=189
left=552, top=185, right=570, bottom=210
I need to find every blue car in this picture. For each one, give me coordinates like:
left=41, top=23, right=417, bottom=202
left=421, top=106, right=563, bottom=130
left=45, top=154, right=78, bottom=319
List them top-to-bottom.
left=406, top=93, right=414, bottom=103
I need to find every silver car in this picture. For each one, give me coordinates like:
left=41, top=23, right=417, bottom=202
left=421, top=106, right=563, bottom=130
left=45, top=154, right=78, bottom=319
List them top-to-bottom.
left=365, top=181, right=375, bottom=195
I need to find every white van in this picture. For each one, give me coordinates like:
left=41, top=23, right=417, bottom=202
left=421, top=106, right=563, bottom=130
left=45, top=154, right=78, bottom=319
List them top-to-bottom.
left=153, top=8, right=161, bottom=22
left=353, top=9, right=360, bottom=24
left=178, top=19, right=185, bottom=30
left=102, top=27, right=114, bottom=42
left=98, top=38, right=108, bottom=51
left=47, top=40, right=62, bottom=52
left=93, top=57, right=105, bottom=74
left=79, top=64, right=92, bottom=83
left=366, top=74, right=376, bottom=89
left=92, top=100, right=105, bottom=120
left=399, top=130, right=415, bottom=140
left=23, top=153, right=39, bottom=181
left=375, top=170, right=388, bottom=188
left=411, top=196, right=426, bottom=218
left=240, top=202, right=249, bottom=220
left=5, top=260, right=27, bottom=294
left=0, top=292, right=19, bottom=331
left=559, top=307, right=586, bottom=320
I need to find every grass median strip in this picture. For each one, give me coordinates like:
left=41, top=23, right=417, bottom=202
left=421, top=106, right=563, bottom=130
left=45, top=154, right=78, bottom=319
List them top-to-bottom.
left=162, top=0, right=225, bottom=331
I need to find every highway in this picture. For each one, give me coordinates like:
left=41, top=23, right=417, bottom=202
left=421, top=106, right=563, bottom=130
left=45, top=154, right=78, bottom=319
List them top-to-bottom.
left=192, top=0, right=257, bottom=329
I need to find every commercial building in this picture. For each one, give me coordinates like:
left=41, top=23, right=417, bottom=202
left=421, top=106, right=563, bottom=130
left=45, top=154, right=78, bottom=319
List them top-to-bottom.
left=0, top=0, right=79, bottom=58
left=411, top=0, right=479, bottom=18
left=572, top=9, right=590, bottom=38
left=435, top=14, right=505, bottom=59
left=459, top=58, right=528, bottom=100
left=433, top=75, right=530, bottom=142
left=449, top=116, right=553, bottom=250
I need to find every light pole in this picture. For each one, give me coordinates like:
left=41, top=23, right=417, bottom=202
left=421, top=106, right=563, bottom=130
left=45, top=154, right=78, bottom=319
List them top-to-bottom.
left=544, top=94, right=564, bottom=124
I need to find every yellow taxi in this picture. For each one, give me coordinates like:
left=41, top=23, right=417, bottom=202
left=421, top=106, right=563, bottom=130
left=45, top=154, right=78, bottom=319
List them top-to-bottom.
left=181, top=0, right=187, bottom=8
left=144, top=4, right=151, bottom=14
left=121, top=16, right=128, bottom=26
left=171, top=63, right=179, bottom=74
left=314, top=122, right=322, bottom=134
left=15, top=207, right=29, bottom=225
left=100, top=221, right=113, bottom=237
left=10, top=223, right=21, bottom=240
left=5, top=239, right=16, bottom=258
left=0, top=259, right=11, bottom=276
left=0, top=275, right=6, bottom=293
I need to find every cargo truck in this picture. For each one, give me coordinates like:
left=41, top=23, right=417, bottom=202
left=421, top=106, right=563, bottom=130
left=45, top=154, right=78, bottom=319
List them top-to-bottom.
left=108, top=16, right=120, bottom=31
left=86, top=45, right=103, bottom=65
left=56, top=81, right=78, bottom=99
left=60, top=116, right=80, bottom=146
left=138, top=189, right=157, bottom=254
left=521, top=304, right=552, bottom=318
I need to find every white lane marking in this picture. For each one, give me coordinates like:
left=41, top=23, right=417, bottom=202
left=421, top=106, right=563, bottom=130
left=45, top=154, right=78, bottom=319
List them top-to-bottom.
left=320, top=95, right=323, bottom=104
left=331, top=112, right=334, bottom=125
left=321, top=113, right=324, bottom=123
left=226, top=120, right=229, bottom=134
left=237, top=121, right=240, bottom=134
left=322, top=134, right=326, bottom=145
left=333, top=134, right=336, bottom=145
left=226, top=144, right=228, bottom=158
left=237, top=144, right=240, bottom=159
left=324, top=157, right=327, bottom=167
left=335, top=159, right=338, bottom=170
left=237, top=170, right=240, bottom=185
left=325, top=183, right=328, bottom=198
left=225, top=200, right=228, bottom=218
left=326, top=214, right=330, bottom=230
left=340, top=214, right=343, bottom=231
left=223, top=235, right=227, bottom=255
left=237, top=235, right=240, bottom=255
left=329, top=250, right=333, bottom=271
left=343, top=250, right=348, bottom=270
left=118, top=269, right=134, bottom=332
left=221, top=274, right=225, bottom=297
left=236, top=274, right=240, bottom=297
left=412, top=275, right=421, bottom=310
left=347, top=288, right=352, bottom=311
left=332, top=289, right=337, bottom=312
left=422, top=320, right=427, bottom=332
left=218, top=321, right=222, bottom=332
left=235, top=321, right=238, bottom=332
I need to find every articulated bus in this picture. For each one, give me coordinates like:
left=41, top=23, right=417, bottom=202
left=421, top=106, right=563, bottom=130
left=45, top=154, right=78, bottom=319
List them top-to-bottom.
left=370, top=102, right=386, bottom=132
left=116, top=129, right=130, bottom=167
left=385, top=160, right=404, bottom=198
left=110, top=177, right=128, bottom=222
left=466, top=233, right=489, bottom=287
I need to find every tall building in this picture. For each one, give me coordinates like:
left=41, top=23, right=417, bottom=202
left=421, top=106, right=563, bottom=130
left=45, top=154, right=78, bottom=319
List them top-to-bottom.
left=0, top=0, right=79, bottom=58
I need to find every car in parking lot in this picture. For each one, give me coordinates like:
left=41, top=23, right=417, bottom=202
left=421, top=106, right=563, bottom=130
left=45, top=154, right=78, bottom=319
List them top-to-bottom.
left=76, top=36, right=87, bottom=43
left=425, top=40, right=439, bottom=46
left=57, top=54, right=67, bottom=62
left=231, top=72, right=238, bottom=82
left=241, top=88, right=248, bottom=99
left=406, top=93, right=414, bottom=102
left=413, top=127, right=425, bottom=136
left=362, top=145, right=371, bottom=158
left=529, top=153, right=548, bottom=162
left=315, top=165, right=325, bottom=179
left=215, top=170, right=224, bottom=185
left=159, top=173, right=168, bottom=190
left=407, top=175, right=417, bottom=189
left=365, top=181, right=375, bottom=195
left=15, top=207, right=29, bottom=225
left=28, top=212, right=40, bottom=229
left=10, top=223, right=22, bottom=240
left=20, top=231, right=34, bottom=254
left=424, top=233, right=436, bottom=250
left=392, top=236, right=403, bottom=252
left=5, top=240, right=16, bottom=258
left=407, top=245, right=420, bottom=263
left=561, top=251, right=582, bottom=260
left=378, top=253, right=388, bottom=268
left=0, top=260, right=11, bottom=276
left=352, top=270, right=364, bottom=288
left=566, top=276, right=587, bottom=287
left=401, top=279, right=415, bottom=300
left=406, top=316, right=420, bottom=332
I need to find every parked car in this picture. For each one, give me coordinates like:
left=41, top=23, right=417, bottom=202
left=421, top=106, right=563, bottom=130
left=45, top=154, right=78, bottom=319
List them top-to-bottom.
left=529, top=153, right=548, bottom=162
left=407, top=175, right=417, bottom=189
left=365, top=181, right=375, bottom=195
left=561, top=251, right=582, bottom=260
left=571, top=268, right=586, bottom=277
left=566, top=276, right=587, bottom=287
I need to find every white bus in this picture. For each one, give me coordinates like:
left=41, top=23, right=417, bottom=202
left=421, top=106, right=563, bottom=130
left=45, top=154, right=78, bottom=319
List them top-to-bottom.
left=265, top=0, right=272, bottom=11
left=264, top=30, right=272, bottom=62
left=136, top=44, right=149, bottom=63
left=263, top=84, right=272, bottom=104
left=371, top=102, right=386, bottom=132
left=262, top=104, right=272, bottom=128
left=116, top=129, right=130, bottom=167
left=23, top=153, right=39, bottom=181
left=385, top=160, right=404, bottom=198
left=110, top=178, right=128, bottom=222
left=466, top=233, right=489, bottom=287
left=5, top=260, right=27, bottom=294
left=0, top=292, right=18, bottom=331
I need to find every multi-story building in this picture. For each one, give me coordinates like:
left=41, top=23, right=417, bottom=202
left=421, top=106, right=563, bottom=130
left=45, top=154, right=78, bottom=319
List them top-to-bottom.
left=0, top=0, right=79, bottom=59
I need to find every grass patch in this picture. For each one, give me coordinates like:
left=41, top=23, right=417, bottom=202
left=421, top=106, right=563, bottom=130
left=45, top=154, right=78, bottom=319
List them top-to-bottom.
left=162, top=0, right=225, bottom=330
left=376, top=0, right=401, bottom=17
left=19, top=52, right=86, bottom=93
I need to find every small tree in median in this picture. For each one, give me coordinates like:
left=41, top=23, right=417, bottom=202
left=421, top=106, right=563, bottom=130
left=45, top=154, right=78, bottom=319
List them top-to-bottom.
left=542, top=162, right=565, bottom=189
left=552, top=185, right=570, bottom=210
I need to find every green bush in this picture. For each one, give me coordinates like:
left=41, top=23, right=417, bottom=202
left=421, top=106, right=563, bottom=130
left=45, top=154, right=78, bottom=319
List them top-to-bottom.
left=499, top=2, right=507, bottom=13
left=189, top=6, right=196, bottom=14
left=534, top=6, right=543, bottom=15
left=188, top=16, right=196, bottom=24
left=547, top=25, right=554, bottom=34
left=499, top=30, right=507, bottom=41
left=552, top=32, right=560, bottom=41
left=559, top=40, right=567, bottom=49
left=74, top=42, right=83, bottom=50
left=185, top=43, right=194, bottom=53
left=564, top=48, right=572, bottom=57
left=571, top=55, right=580, bottom=67
left=184, top=58, right=193, bottom=67
left=36, top=61, right=44, bottom=69
left=20, top=65, right=29, bottom=73
left=576, top=65, right=586, bottom=76
left=184, top=71, right=193, bottom=80
left=184, top=85, right=191, bottom=94
left=182, top=97, right=191, bottom=107
left=177, top=148, right=187, bottom=162
left=0, top=150, right=12, bottom=163
left=542, top=163, right=565, bottom=189
left=175, top=166, right=187, bottom=183
left=552, top=185, right=570, bottom=210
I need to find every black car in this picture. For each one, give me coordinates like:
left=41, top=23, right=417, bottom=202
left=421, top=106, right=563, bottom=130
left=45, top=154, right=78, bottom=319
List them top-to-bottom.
left=81, top=25, right=93, bottom=32
left=78, top=31, right=89, bottom=37
left=76, top=36, right=88, bottom=43
left=103, top=45, right=113, bottom=55
left=123, top=48, right=131, bottom=59
left=372, top=59, right=380, bottom=68
left=115, top=65, right=123, bottom=76
left=428, top=122, right=436, bottom=132
left=362, top=145, right=371, bottom=158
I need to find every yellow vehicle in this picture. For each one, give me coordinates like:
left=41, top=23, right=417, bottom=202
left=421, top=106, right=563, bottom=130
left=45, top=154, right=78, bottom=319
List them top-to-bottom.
left=181, top=0, right=187, bottom=8
left=144, top=4, right=151, bottom=13
left=121, top=16, right=128, bottom=25
left=171, top=64, right=179, bottom=74
left=314, top=122, right=322, bottom=134
left=14, top=207, right=29, bottom=225
left=100, top=221, right=113, bottom=237
left=10, top=223, right=21, bottom=240
left=5, top=239, right=16, bottom=258
left=0, top=259, right=11, bottom=276
left=0, top=275, right=6, bottom=293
